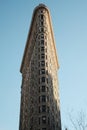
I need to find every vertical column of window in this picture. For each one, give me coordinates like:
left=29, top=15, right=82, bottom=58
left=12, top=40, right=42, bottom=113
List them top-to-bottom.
left=40, top=13, right=44, bottom=27
left=38, top=14, right=47, bottom=128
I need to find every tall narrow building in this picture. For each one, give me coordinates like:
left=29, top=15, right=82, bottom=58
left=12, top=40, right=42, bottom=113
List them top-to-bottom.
left=19, top=4, right=61, bottom=130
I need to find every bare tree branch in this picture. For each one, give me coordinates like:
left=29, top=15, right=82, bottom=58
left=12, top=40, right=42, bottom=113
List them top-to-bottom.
left=68, top=110, right=87, bottom=130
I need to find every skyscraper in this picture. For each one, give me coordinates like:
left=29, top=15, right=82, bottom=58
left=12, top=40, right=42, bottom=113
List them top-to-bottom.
left=19, top=4, right=61, bottom=130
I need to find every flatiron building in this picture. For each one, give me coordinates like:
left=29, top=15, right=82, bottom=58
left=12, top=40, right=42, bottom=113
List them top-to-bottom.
left=19, top=4, right=62, bottom=130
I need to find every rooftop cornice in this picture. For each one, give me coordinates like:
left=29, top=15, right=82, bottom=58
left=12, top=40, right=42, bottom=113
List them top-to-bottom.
left=34, top=3, right=48, bottom=11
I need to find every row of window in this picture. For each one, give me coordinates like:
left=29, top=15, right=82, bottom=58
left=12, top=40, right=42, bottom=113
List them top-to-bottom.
left=38, top=14, right=45, bottom=20
left=37, top=33, right=47, bottom=39
left=38, top=40, right=47, bottom=46
left=38, top=46, right=46, bottom=52
left=38, top=54, right=47, bottom=60
left=38, top=69, right=48, bottom=75
left=39, top=76, right=48, bottom=84
left=39, top=85, right=49, bottom=93
left=39, top=85, right=45, bottom=92
left=39, top=95, right=49, bottom=103
left=39, top=105, right=49, bottom=113
left=39, top=116, right=50, bottom=124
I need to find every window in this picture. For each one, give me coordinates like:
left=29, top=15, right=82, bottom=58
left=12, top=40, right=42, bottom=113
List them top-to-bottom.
left=41, top=10, right=43, bottom=13
left=41, top=14, right=43, bottom=19
left=41, top=21, right=43, bottom=26
left=41, top=28, right=44, bottom=32
left=41, top=34, right=44, bottom=39
left=41, top=40, right=44, bottom=45
left=41, top=47, right=44, bottom=52
left=38, top=48, right=40, bottom=52
left=45, top=48, right=47, bottom=52
left=41, top=54, right=45, bottom=59
left=38, top=55, right=40, bottom=60
left=46, top=55, right=47, bottom=59
left=41, top=61, right=45, bottom=66
left=38, top=62, right=40, bottom=67
left=46, top=62, right=48, bottom=67
left=39, top=69, right=45, bottom=75
left=41, top=69, right=45, bottom=74
left=38, top=70, right=40, bottom=75
left=46, top=70, right=48, bottom=75
left=42, top=77, right=45, bottom=82
left=38, top=78, right=40, bottom=84
left=47, top=78, right=48, bottom=83
left=42, top=85, right=46, bottom=92
left=39, top=87, right=40, bottom=92
left=47, top=87, right=49, bottom=92
left=42, top=95, right=46, bottom=102
left=39, top=96, right=40, bottom=103
left=47, top=96, right=49, bottom=102
left=42, top=105, right=46, bottom=112
left=39, top=106, right=40, bottom=113
left=47, top=106, right=49, bottom=113
left=42, top=116, right=46, bottom=124
left=31, top=117, right=33, bottom=123
left=39, top=117, right=40, bottom=124
left=48, top=117, right=50, bottom=124
left=30, top=126, right=33, bottom=130
left=42, top=128, right=46, bottom=130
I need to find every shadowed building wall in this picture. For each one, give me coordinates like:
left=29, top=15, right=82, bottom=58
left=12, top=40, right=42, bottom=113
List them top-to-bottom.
left=19, top=4, right=62, bottom=130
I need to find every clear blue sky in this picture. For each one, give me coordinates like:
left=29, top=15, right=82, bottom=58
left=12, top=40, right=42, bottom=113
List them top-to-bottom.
left=0, top=0, right=87, bottom=130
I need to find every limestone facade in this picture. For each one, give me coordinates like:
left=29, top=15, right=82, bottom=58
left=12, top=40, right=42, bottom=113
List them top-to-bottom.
left=19, top=4, right=62, bottom=130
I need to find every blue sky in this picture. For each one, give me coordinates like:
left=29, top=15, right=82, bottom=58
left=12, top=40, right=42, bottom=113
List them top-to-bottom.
left=0, top=0, right=87, bottom=130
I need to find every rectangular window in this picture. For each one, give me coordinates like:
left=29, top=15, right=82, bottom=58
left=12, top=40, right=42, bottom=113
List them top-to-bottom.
left=41, top=14, right=43, bottom=19
left=41, top=21, right=43, bottom=26
left=41, top=28, right=44, bottom=32
left=41, top=34, right=44, bottom=39
left=41, top=39, right=44, bottom=45
left=41, top=47, right=44, bottom=52
left=38, top=48, right=40, bottom=52
left=41, top=54, right=45, bottom=59
left=38, top=55, right=40, bottom=60
left=46, top=55, right=47, bottom=59
left=41, top=61, right=45, bottom=67
left=38, top=62, right=40, bottom=67
left=46, top=62, right=48, bottom=67
left=41, top=69, right=45, bottom=74
left=38, top=70, right=40, bottom=75
left=46, top=70, right=48, bottom=75
left=42, top=77, right=45, bottom=82
left=38, top=78, right=40, bottom=84
left=47, top=78, right=48, bottom=83
left=42, top=85, right=46, bottom=92
left=39, top=87, right=40, bottom=92
left=47, top=87, right=49, bottom=92
left=42, top=95, right=46, bottom=102
left=39, top=96, right=40, bottom=103
left=47, top=96, right=49, bottom=102
left=42, top=105, right=46, bottom=112
left=39, top=106, right=40, bottom=113
left=47, top=106, right=49, bottom=113
left=42, top=116, right=46, bottom=124
left=39, top=117, right=40, bottom=124
left=48, top=117, right=50, bottom=124
left=42, top=128, right=46, bottom=130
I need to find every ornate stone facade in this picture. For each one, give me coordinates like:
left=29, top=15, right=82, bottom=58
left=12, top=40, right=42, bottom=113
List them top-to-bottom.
left=19, top=4, right=62, bottom=130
